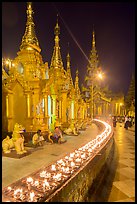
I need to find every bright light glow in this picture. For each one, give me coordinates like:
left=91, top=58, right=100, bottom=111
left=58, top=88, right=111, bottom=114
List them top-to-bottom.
left=6, top=60, right=9, bottom=65
left=98, top=72, right=103, bottom=79
left=3, top=119, right=113, bottom=202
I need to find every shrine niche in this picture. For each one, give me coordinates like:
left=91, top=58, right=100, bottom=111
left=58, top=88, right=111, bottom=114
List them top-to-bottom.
left=13, top=82, right=27, bottom=127
left=93, top=92, right=111, bottom=117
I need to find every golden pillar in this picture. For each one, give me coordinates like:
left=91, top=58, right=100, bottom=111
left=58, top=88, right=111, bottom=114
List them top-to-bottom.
left=32, top=88, right=40, bottom=129
left=7, top=92, right=14, bottom=131
left=61, top=92, right=67, bottom=123
left=42, top=93, right=49, bottom=131
left=27, top=94, right=30, bottom=118
left=44, top=94, right=48, bottom=117
left=51, top=94, right=57, bottom=129
left=6, top=95, right=9, bottom=118
left=59, top=99, right=62, bottom=121
left=71, top=100, right=75, bottom=120
left=115, top=103, right=118, bottom=115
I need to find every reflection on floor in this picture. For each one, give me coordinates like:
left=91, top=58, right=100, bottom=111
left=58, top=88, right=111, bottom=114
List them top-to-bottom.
left=86, top=124, right=135, bottom=202
left=108, top=125, right=135, bottom=202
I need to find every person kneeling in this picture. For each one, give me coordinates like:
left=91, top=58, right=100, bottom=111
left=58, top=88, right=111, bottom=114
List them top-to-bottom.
left=51, top=127, right=62, bottom=144
left=32, top=130, right=44, bottom=147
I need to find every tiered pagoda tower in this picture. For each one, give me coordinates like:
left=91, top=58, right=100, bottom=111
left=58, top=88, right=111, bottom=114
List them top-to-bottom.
left=2, top=2, right=49, bottom=132
left=82, top=30, right=111, bottom=118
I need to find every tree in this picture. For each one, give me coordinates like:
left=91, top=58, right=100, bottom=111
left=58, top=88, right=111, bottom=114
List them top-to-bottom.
left=125, top=73, right=135, bottom=111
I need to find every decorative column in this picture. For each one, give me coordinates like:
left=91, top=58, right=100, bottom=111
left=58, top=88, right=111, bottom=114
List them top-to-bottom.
left=32, top=88, right=40, bottom=130
left=61, top=91, right=67, bottom=123
left=7, top=92, right=14, bottom=131
left=27, top=93, right=30, bottom=118
left=44, top=94, right=48, bottom=117
left=51, top=94, right=57, bottom=129
left=6, top=95, right=9, bottom=118
left=59, top=98, right=62, bottom=121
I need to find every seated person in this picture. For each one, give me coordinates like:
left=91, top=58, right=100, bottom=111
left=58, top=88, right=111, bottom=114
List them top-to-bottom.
left=50, top=127, right=62, bottom=143
left=32, top=130, right=44, bottom=146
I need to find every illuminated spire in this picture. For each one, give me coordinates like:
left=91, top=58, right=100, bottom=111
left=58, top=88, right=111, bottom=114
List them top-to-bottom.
left=20, top=2, right=41, bottom=52
left=50, top=15, right=64, bottom=70
left=88, top=29, right=99, bottom=71
left=92, top=30, right=96, bottom=49
left=66, top=42, right=70, bottom=71
left=66, top=44, right=73, bottom=87
left=75, top=69, right=80, bottom=96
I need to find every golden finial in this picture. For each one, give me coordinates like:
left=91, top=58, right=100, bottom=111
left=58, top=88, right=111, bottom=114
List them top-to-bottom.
left=20, top=2, right=41, bottom=52
left=54, top=14, right=60, bottom=36
left=50, top=15, right=64, bottom=70
left=92, top=28, right=95, bottom=48
left=67, top=42, right=70, bottom=59
left=67, top=43, right=70, bottom=71
left=75, top=69, right=80, bottom=93
left=76, top=69, right=79, bottom=76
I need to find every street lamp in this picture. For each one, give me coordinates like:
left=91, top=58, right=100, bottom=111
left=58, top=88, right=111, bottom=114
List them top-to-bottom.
left=91, top=71, right=104, bottom=120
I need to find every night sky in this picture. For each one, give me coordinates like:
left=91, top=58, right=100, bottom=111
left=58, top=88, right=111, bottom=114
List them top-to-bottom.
left=2, top=2, right=135, bottom=95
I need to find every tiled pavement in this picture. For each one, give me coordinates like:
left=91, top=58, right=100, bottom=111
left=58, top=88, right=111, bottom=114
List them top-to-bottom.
left=2, top=123, right=100, bottom=189
left=108, top=123, right=135, bottom=202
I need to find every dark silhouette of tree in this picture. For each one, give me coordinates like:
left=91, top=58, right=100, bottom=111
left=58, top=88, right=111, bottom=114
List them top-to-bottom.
left=125, top=73, right=135, bottom=111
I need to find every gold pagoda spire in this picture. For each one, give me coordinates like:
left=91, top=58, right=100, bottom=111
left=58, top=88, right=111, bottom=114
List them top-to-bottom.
left=20, top=2, right=41, bottom=52
left=50, top=15, right=64, bottom=70
left=87, top=29, right=99, bottom=71
left=92, top=30, right=96, bottom=49
left=66, top=42, right=70, bottom=71
left=66, top=44, right=73, bottom=87
left=75, top=69, right=80, bottom=96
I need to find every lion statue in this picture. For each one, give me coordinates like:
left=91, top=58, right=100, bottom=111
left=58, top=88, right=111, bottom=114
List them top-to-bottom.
left=64, top=122, right=78, bottom=136
left=2, top=123, right=27, bottom=155
left=2, top=136, right=14, bottom=153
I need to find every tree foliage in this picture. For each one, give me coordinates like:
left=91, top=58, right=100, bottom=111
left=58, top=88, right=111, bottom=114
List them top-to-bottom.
left=125, top=73, right=135, bottom=110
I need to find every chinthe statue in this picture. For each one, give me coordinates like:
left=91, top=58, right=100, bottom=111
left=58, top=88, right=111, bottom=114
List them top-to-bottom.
left=64, top=122, right=78, bottom=136
left=2, top=123, right=27, bottom=154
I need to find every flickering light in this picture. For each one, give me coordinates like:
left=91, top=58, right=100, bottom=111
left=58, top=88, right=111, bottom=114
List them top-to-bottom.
left=3, top=119, right=113, bottom=202
left=70, top=161, right=75, bottom=167
left=51, top=164, right=56, bottom=171
left=40, top=170, right=47, bottom=178
left=26, top=177, right=33, bottom=184
left=43, top=179, right=50, bottom=188
left=34, top=180, right=39, bottom=187
left=7, top=186, right=12, bottom=192
left=29, top=191, right=35, bottom=202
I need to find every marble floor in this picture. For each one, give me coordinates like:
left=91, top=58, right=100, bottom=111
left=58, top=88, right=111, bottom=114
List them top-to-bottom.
left=2, top=123, right=99, bottom=189
left=86, top=123, right=135, bottom=202
left=108, top=124, right=135, bottom=202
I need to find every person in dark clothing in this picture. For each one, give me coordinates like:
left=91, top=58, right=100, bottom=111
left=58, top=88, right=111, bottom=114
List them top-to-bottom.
left=124, top=115, right=129, bottom=130
left=113, top=116, right=117, bottom=127
left=50, top=127, right=62, bottom=143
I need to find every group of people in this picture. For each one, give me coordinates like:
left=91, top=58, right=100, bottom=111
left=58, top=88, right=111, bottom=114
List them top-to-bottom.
left=112, top=115, right=135, bottom=130
left=124, top=115, right=135, bottom=130
left=32, top=126, right=63, bottom=147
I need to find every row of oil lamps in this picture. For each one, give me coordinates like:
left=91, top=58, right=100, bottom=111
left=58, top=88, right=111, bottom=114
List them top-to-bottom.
left=3, top=119, right=112, bottom=202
